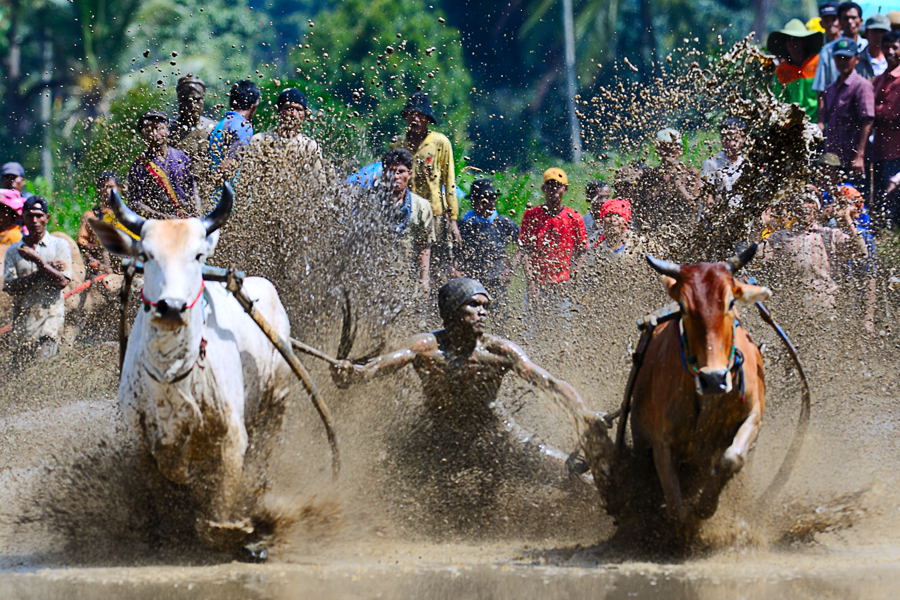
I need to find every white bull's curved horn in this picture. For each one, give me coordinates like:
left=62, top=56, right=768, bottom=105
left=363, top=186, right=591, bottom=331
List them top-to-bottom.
left=202, top=183, right=234, bottom=236
left=110, top=188, right=145, bottom=236
left=725, top=243, right=758, bottom=273
left=645, top=254, right=682, bottom=278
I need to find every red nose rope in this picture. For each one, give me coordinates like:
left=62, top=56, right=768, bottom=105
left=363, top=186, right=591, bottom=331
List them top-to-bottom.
left=140, top=281, right=205, bottom=311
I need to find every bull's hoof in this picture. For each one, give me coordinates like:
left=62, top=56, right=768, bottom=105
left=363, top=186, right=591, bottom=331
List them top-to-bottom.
left=720, top=448, right=744, bottom=474
left=566, top=451, right=590, bottom=477
left=695, top=489, right=721, bottom=520
left=237, top=545, right=268, bottom=563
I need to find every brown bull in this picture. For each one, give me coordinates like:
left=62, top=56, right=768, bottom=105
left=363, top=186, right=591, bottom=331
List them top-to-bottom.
left=631, top=244, right=771, bottom=524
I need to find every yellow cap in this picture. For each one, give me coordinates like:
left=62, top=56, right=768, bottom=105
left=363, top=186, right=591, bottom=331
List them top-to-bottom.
left=806, top=16, right=825, bottom=33
left=543, top=167, right=568, bottom=186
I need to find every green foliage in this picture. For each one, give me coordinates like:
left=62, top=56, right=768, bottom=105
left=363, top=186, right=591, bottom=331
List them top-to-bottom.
left=124, top=0, right=266, bottom=90
left=291, top=0, right=473, bottom=154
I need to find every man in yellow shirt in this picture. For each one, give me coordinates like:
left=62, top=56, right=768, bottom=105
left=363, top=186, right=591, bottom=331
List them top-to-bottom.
left=401, top=92, right=460, bottom=279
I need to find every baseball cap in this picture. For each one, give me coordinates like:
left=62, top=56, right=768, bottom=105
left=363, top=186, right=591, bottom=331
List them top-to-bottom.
left=819, top=2, right=838, bottom=17
left=865, top=14, right=891, bottom=32
left=832, top=37, right=859, bottom=57
left=277, top=88, right=309, bottom=110
left=137, top=109, right=169, bottom=129
left=655, top=127, right=682, bottom=145
left=1, top=162, right=25, bottom=177
left=543, top=167, right=568, bottom=186
left=469, top=179, right=499, bottom=200
left=23, top=195, right=49, bottom=214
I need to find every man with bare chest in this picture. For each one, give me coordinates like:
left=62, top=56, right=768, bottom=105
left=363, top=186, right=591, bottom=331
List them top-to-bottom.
left=331, top=278, right=601, bottom=532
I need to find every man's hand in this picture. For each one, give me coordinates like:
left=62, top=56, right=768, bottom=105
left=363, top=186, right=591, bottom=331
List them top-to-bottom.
left=851, top=154, right=865, bottom=174
left=448, top=218, right=462, bottom=245
left=17, top=246, right=42, bottom=265
left=329, top=359, right=356, bottom=389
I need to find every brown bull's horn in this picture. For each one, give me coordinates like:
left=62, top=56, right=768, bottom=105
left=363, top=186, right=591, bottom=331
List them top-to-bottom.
left=202, top=182, right=234, bottom=236
left=109, top=189, right=145, bottom=236
left=725, top=242, right=758, bottom=273
left=645, top=254, right=682, bottom=278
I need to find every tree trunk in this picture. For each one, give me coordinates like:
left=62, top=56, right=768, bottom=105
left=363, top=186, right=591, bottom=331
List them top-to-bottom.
left=3, top=0, right=25, bottom=139
left=638, top=0, right=658, bottom=81
left=752, top=0, right=772, bottom=43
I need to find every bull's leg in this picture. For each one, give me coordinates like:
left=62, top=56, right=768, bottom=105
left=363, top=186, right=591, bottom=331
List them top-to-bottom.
left=721, top=408, right=761, bottom=475
left=195, top=423, right=252, bottom=553
left=652, top=442, right=688, bottom=523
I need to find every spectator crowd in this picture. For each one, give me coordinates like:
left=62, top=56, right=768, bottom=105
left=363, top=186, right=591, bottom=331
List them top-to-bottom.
left=2, top=1, right=898, bottom=358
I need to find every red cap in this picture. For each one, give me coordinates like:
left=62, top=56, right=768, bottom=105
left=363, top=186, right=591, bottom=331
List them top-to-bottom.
left=598, top=198, right=632, bottom=223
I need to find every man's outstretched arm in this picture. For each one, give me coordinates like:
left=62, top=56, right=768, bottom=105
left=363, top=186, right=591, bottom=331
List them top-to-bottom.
left=330, top=333, right=433, bottom=387
left=503, top=339, right=598, bottom=430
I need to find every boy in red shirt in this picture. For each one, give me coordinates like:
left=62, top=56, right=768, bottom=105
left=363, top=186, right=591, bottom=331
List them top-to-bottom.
left=519, top=168, right=588, bottom=295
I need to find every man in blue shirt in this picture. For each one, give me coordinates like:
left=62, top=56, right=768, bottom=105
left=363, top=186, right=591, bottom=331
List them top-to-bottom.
left=209, top=80, right=260, bottom=184
left=457, top=179, right=518, bottom=310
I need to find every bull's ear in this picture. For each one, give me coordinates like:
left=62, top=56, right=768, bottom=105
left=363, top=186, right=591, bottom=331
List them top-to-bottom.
left=89, top=218, right=138, bottom=257
left=204, top=229, right=220, bottom=257
left=660, top=275, right=678, bottom=299
left=734, top=282, right=771, bottom=304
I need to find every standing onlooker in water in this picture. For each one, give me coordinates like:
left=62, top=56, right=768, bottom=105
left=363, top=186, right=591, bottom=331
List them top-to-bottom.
left=813, top=2, right=868, bottom=96
left=819, top=3, right=842, bottom=44
left=856, top=14, right=891, bottom=79
left=769, top=19, right=824, bottom=121
left=871, top=30, right=900, bottom=225
left=819, top=38, right=874, bottom=186
left=170, top=75, right=215, bottom=199
left=209, top=80, right=260, bottom=184
left=244, top=88, right=328, bottom=188
left=399, top=92, right=459, bottom=280
left=126, top=110, right=199, bottom=219
left=702, top=117, right=748, bottom=209
left=637, top=128, right=701, bottom=233
left=380, top=149, right=435, bottom=293
left=1, top=161, right=31, bottom=199
left=519, top=168, right=587, bottom=312
left=76, top=172, right=137, bottom=275
left=457, top=179, right=519, bottom=310
left=581, top=180, right=611, bottom=244
left=0, top=189, right=24, bottom=245
left=3, top=197, right=72, bottom=358
left=594, top=198, right=636, bottom=254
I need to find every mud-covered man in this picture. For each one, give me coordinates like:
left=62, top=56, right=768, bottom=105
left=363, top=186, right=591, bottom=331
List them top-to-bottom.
left=330, top=278, right=603, bottom=530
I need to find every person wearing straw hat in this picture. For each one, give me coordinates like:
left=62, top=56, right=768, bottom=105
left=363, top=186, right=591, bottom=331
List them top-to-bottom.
left=769, top=18, right=824, bottom=120
left=399, top=92, right=459, bottom=280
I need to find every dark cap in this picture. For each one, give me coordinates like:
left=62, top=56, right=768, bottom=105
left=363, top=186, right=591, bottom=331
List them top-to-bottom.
left=819, top=2, right=838, bottom=17
left=832, top=37, right=860, bottom=57
left=177, top=74, right=206, bottom=94
left=277, top=87, right=309, bottom=110
left=401, top=92, right=438, bottom=124
left=137, top=109, right=169, bottom=129
left=1, top=161, right=25, bottom=177
left=469, top=179, right=499, bottom=200
left=23, top=195, right=49, bottom=214
left=438, top=278, right=491, bottom=323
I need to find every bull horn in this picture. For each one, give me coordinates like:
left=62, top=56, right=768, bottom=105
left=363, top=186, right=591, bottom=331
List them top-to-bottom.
left=201, top=182, right=233, bottom=236
left=109, top=188, right=145, bottom=236
left=725, top=242, right=758, bottom=273
left=645, top=254, right=682, bottom=278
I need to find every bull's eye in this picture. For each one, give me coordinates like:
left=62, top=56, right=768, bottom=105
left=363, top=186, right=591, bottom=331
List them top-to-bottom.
left=138, top=251, right=149, bottom=263
left=195, top=253, right=204, bottom=262
left=729, top=298, right=736, bottom=311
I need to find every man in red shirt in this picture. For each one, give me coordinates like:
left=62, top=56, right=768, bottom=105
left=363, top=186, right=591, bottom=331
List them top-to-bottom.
left=872, top=30, right=900, bottom=225
left=519, top=168, right=588, bottom=299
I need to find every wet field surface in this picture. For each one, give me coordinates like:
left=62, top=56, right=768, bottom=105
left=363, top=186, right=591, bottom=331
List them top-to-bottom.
left=2, top=544, right=899, bottom=600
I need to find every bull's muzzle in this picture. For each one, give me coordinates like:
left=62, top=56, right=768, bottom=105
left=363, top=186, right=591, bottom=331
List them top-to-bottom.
left=154, top=297, right=189, bottom=325
left=696, top=368, right=732, bottom=395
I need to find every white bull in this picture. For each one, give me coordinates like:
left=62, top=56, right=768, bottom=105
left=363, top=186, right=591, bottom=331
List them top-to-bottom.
left=90, top=186, right=292, bottom=557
